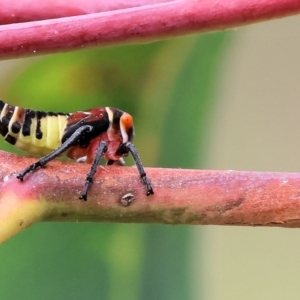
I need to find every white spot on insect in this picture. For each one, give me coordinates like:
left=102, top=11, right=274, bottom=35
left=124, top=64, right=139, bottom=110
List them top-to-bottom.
left=77, top=111, right=92, bottom=115
left=76, top=156, right=87, bottom=163
left=282, top=179, right=288, bottom=184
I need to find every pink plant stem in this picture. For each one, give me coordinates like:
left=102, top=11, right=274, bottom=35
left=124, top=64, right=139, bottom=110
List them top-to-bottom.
left=0, top=0, right=299, bottom=60
left=0, top=0, right=169, bottom=24
left=1, top=151, right=300, bottom=228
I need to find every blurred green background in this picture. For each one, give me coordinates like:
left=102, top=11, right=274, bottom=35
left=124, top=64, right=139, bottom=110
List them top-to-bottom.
left=1, top=14, right=299, bottom=300
left=0, top=32, right=229, bottom=299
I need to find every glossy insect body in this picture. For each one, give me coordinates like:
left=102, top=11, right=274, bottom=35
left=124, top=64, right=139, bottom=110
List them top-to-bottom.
left=0, top=99, right=154, bottom=200
left=0, top=100, right=69, bottom=156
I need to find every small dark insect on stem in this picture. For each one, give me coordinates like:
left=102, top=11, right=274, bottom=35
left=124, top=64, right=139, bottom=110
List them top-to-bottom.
left=0, top=99, right=154, bottom=200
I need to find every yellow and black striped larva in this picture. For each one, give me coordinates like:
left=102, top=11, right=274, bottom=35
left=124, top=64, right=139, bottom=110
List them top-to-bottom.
left=0, top=99, right=154, bottom=200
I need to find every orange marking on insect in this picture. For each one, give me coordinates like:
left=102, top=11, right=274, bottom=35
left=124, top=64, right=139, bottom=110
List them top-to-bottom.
left=120, top=113, right=133, bottom=130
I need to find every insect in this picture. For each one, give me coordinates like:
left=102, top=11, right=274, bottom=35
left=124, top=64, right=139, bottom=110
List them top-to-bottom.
left=0, top=99, right=154, bottom=200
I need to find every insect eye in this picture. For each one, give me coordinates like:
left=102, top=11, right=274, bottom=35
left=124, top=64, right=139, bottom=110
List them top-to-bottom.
left=120, top=113, right=133, bottom=130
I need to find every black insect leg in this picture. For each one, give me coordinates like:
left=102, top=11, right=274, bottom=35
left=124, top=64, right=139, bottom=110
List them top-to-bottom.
left=17, top=125, right=93, bottom=181
left=79, top=141, right=108, bottom=201
left=124, top=142, right=154, bottom=196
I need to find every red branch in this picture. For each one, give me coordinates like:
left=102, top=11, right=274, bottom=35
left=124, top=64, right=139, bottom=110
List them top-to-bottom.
left=0, top=0, right=299, bottom=59
left=0, top=0, right=168, bottom=24
left=1, top=151, right=300, bottom=228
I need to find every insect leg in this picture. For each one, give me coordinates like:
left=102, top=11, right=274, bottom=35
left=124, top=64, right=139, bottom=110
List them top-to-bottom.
left=17, top=125, right=93, bottom=181
left=79, top=141, right=108, bottom=201
left=123, top=142, right=154, bottom=196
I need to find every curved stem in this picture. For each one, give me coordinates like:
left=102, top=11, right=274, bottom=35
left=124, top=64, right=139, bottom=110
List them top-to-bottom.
left=0, top=0, right=299, bottom=59
left=0, top=0, right=169, bottom=25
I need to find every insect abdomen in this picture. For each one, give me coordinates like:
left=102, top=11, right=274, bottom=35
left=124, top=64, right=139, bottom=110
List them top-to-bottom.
left=0, top=99, right=69, bottom=156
